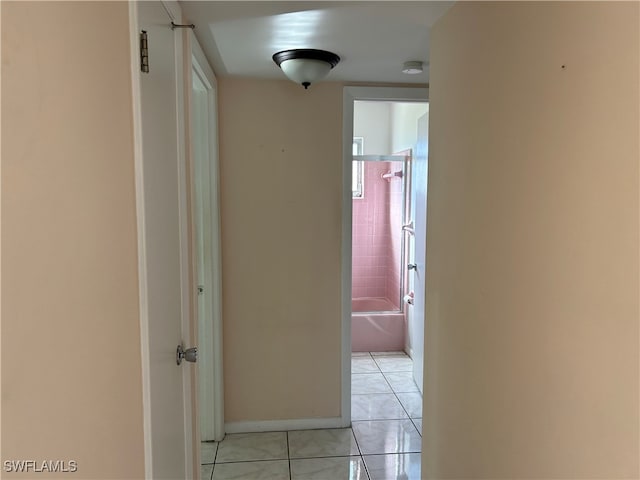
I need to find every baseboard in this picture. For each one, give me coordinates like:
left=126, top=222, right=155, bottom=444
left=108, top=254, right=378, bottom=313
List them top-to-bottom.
left=225, top=417, right=347, bottom=434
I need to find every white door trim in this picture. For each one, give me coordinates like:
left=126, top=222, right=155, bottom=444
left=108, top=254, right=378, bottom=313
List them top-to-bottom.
left=128, top=3, right=152, bottom=476
left=189, top=31, right=225, bottom=442
left=341, top=87, right=429, bottom=426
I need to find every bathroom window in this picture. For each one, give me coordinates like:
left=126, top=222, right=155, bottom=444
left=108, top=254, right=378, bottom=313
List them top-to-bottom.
left=353, top=137, right=364, bottom=198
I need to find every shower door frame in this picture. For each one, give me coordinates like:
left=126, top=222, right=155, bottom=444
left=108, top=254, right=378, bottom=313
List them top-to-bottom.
left=341, top=86, right=429, bottom=425
left=351, top=153, right=412, bottom=314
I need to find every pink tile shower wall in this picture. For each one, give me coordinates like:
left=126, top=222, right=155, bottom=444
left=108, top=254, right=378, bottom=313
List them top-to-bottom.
left=385, top=160, right=404, bottom=308
left=352, top=161, right=403, bottom=308
left=352, top=162, right=389, bottom=299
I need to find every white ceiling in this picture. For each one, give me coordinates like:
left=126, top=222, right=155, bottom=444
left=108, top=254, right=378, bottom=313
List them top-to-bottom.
left=179, top=1, right=454, bottom=85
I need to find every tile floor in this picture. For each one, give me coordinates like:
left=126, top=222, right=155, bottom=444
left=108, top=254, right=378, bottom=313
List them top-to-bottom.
left=201, top=352, right=422, bottom=480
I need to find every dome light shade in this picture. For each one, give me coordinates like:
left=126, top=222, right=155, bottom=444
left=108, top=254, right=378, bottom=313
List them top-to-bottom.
left=272, top=49, right=340, bottom=89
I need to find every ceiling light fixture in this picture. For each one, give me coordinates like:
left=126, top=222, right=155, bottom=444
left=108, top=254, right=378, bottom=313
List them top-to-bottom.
left=272, top=49, right=340, bottom=89
left=402, top=61, right=424, bottom=74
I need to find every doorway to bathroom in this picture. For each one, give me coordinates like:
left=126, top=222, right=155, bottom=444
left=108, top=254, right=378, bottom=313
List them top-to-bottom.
left=341, top=87, right=428, bottom=429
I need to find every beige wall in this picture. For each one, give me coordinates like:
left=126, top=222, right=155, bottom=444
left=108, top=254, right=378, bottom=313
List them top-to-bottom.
left=1, top=2, right=145, bottom=478
left=425, top=2, right=639, bottom=478
left=217, top=79, right=343, bottom=422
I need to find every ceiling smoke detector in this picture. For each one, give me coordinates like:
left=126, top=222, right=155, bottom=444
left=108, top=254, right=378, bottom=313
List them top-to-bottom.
left=272, top=49, right=340, bottom=89
left=402, top=61, right=424, bottom=74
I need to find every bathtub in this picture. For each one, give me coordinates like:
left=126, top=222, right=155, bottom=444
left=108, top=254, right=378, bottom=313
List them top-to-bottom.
left=351, top=297, right=405, bottom=352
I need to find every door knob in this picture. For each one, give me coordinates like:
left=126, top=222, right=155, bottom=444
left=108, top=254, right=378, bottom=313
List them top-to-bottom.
left=407, top=263, right=417, bottom=271
left=176, top=344, right=198, bottom=365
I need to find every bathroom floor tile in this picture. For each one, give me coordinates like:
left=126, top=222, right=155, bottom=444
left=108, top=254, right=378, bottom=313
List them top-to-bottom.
left=370, top=351, right=408, bottom=357
left=373, top=356, right=413, bottom=373
left=352, top=357, right=380, bottom=374
left=382, top=371, right=419, bottom=393
left=352, top=373, right=393, bottom=394
left=396, top=392, right=423, bottom=418
left=352, top=393, right=408, bottom=421
left=412, top=418, right=422, bottom=436
left=352, top=420, right=421, bottom=455
left=288, top=428, right=359, bottom=459
left=216, top=432, right=288, bottom=463
left=201, top=442, right=218, bottom=464
left=364, top=453, right=421, bottom=480
left=290, top=456, right=368, bottom=480
left=212, top=460, right=289, bottom=480
left=201, top=464, right=214, bottom=480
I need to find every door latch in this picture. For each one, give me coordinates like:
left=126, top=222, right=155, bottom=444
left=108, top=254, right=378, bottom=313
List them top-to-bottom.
left=176, top=344, right=198, bottom=365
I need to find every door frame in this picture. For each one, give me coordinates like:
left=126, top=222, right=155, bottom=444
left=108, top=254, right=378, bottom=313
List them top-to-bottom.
left=129, top=1, right=195, bottom=478
left=186, top=31, right=225, bottom=443
left=341, top=87, right=429, bottom=424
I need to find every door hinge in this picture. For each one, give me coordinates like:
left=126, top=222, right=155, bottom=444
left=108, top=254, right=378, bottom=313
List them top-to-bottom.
left=140, top=30, right=149, bottom=73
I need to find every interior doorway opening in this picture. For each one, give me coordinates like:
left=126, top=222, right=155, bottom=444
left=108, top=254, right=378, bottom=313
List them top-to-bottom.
left=341, top=88, right=428, bottom=425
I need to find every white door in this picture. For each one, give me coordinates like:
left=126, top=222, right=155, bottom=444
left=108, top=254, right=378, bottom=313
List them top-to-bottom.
left=133, top=2, right=194, bottom=478
left=191, top=44, right=224, bottom=442
left=411, top=113, right=429, bottom=393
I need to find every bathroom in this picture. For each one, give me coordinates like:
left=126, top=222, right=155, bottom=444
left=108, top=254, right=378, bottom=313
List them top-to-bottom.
left=351, top=100, right=428, bottom=383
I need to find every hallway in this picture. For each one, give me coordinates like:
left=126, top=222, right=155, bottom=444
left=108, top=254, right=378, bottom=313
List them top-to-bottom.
left=201, top=351, right=422, bottom=479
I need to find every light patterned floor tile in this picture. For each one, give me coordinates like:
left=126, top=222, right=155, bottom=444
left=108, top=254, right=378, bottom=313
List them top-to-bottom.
left=207, top=353, right=422, bottom=479
left=373, top=356, right=413, bottom=373
left=352, top=357, right=380, bottom=374
left=382, top=371, right=419, bottom=393
left=352, top=373, right=393, bottom=394
left=396, top=392, right=423, bottom=418
left=352, top=394, right=408, bottom=421
left=412, top=418, right=422, bottom=436
left=352, top=419, right=421, bottom=455
left=288, top=428, right=359, bottom=459
left=216, top=432, right=288, bottom=463
left=201, top=442, right=218, bottom=464
left=364, top=453, right=421, bottom=480
left=290, top=456, right=368, bottom=480
left=212, top=460, right=289, bottom=480
left=201, top=464, right=214, bottom=480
